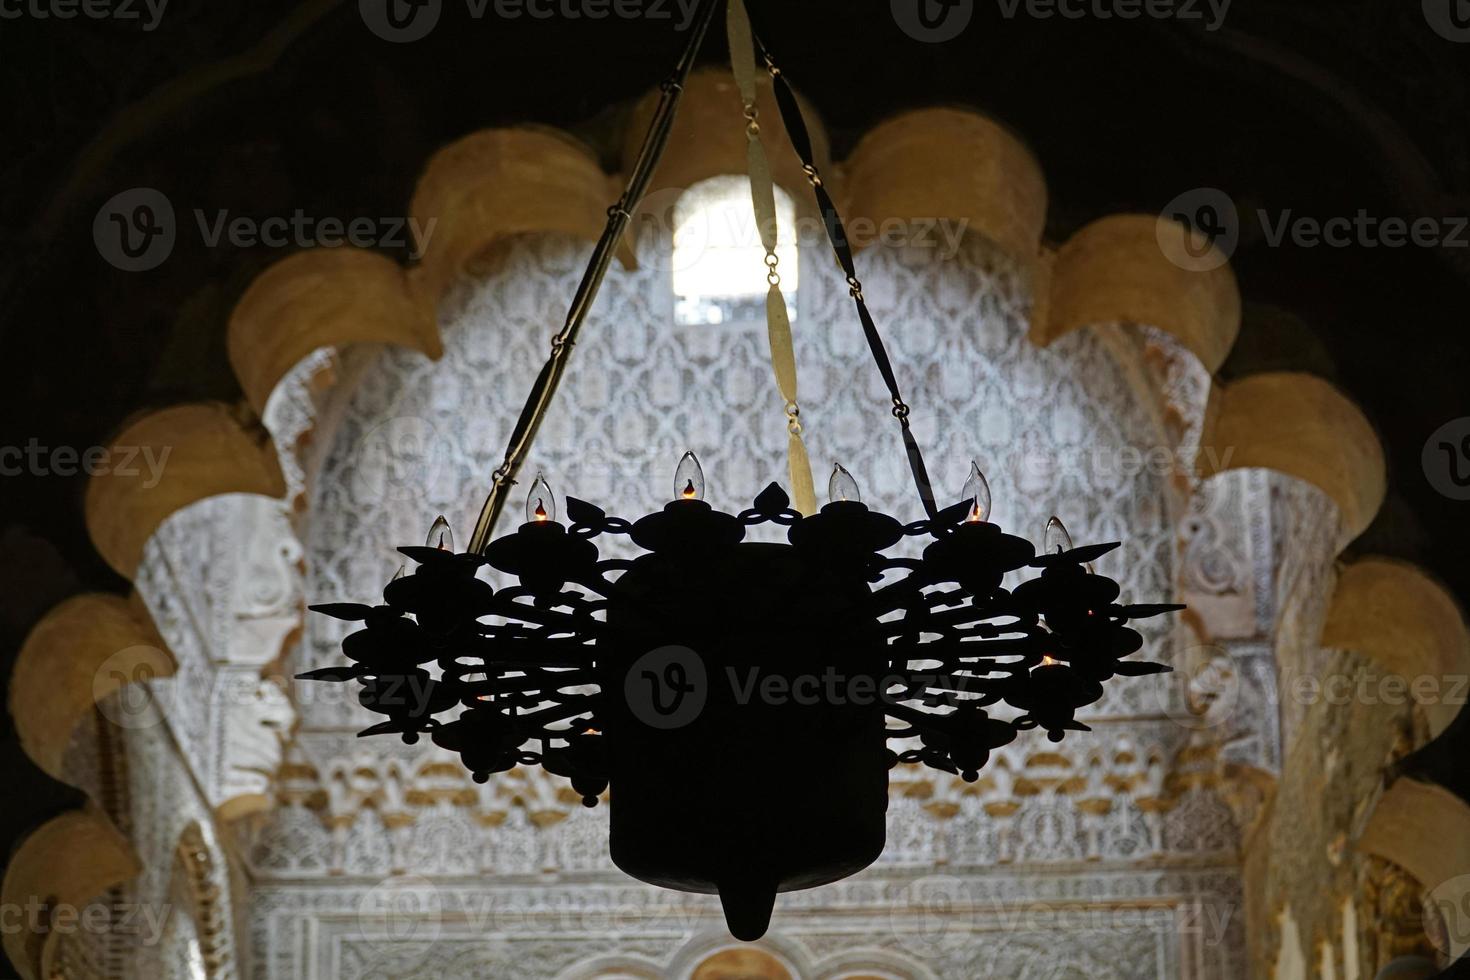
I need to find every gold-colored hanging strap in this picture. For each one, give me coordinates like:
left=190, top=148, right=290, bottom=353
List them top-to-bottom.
left=728, top=0, right=817, bottom=516
left=752, top=30, right=939, bottom=519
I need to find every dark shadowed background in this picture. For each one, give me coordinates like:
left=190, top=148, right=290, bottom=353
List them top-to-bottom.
left=1, top=1, right=1467, bottom=972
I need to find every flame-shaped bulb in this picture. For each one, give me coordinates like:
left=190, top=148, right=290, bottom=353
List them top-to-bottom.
left=674, top=451, right=705, bottom=502
left=963, top=461, right=992, bottom=523
left=828, top=463, right=861, bottom=504
left=526, top=473, right=556, bottom=524
left=426, top=515, right=454, bottom=553
left=1043, top=516, right=1073, bottom=555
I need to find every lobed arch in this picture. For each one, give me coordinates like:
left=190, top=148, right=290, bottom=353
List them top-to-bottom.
left=10, top=67, right=1456, bottom=980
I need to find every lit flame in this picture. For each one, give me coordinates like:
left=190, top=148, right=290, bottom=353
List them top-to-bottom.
left=674, top=451, right=706, bottom=502
left=962, top=461, right=991, bottom=523
left=526, top=473, right=557, bottom=523
left=426, top=515, right=454, bottom=552
left=1041, top=655, right=1060, bottom=667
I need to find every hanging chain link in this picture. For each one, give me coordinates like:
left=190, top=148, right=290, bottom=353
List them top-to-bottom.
left=467, top=0, right=722, bottom=552
left=728, top=0, right=817, bottom=514
left=754, top=35, right=938, bottom=518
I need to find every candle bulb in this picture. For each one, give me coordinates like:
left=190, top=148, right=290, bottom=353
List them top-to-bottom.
left=674, top=451, right=705, bottom=502
left=962, top=461, right=991, bottom=523
left=828, top=463, right=861, bottom=504
left=526, top=472, right=556, bottom=524
left=426, top=515, right=454, bottom=553
left=1044, top=515, right=1094, bottom=573
left=1043, top=516, right=1073, bottom=555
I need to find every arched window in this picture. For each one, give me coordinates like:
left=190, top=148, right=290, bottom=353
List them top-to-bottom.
left=672, top=175, right=799, bottom=326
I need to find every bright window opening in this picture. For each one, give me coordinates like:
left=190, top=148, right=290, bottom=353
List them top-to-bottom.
left=672, top=175, right=799, bottom=326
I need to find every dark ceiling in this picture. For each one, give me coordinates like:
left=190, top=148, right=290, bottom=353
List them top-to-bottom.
left=0, top=0, right=1467, bottom=970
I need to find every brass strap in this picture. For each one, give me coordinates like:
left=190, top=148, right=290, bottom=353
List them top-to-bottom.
left=468, top=0, right=721, bottom=552
left=728, top=0, right=817, bottom=515
left=752, top=31, right=939, bottom=518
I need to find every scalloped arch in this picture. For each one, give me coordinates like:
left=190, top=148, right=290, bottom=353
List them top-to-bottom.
left=11, top=64, right=1440, bottom=977
left=624, top=68, right=830, bottom=200
left=843, top=107, right=1047, bottom=274
left=411, top=126, right=627, bottom=300
left=1036, top=213, right=1241, bottom=373
left=229, top=248, right=438, bottom=414
left=1197, top=372, right=1386, bottom=544
left=84, top=401, right=287, bottom=577
left=1321, top=557, right=1470, bottom=735
left=11, top=593, right=172, bottom=781
left=1359, top=777, right=1470, bottom=959
left=1, top=807, right=141, bottom=980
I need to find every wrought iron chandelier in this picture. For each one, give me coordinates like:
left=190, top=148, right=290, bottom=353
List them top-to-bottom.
left=302, top=0, right=1178, bottom=942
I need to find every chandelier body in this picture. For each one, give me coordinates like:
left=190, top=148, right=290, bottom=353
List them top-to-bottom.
left=299, top=0, right=1181, bottom=943
left=303, top=487, right=1177, bottom=939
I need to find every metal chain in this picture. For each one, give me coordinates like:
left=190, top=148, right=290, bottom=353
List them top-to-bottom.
left=468, top=0, right=722, bottom=552
left=754, top=41, right=939, bottom=517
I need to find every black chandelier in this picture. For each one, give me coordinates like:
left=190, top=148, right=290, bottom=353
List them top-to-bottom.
left=301, top=0, right=1179, bottom=942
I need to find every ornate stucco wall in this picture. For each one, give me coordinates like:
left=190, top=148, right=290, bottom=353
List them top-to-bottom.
left=8, top=70, right=1466, bottom=980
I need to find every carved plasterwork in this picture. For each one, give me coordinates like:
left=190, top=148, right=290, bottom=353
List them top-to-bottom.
left=13, top=85, right=1445, bottom=980
left=224, top=226, right=1264, bottom=978
left=133, top=492, right=302, bottom=812
left=236, top=723, right=1244, bottom=878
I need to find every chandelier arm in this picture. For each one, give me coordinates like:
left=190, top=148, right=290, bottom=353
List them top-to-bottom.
left=467, top=0, right=723, bottom=553
left=750, top=31, right=939, bottom=519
